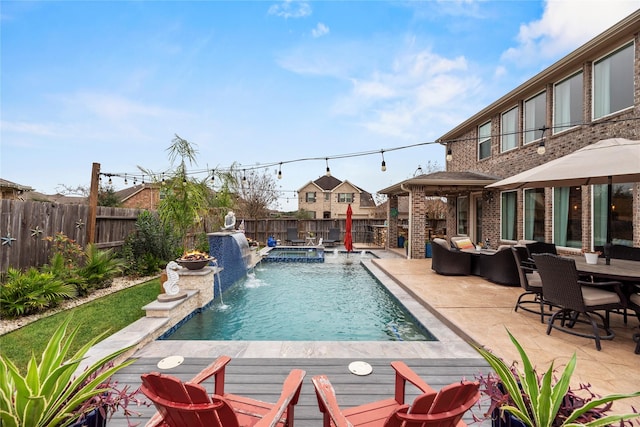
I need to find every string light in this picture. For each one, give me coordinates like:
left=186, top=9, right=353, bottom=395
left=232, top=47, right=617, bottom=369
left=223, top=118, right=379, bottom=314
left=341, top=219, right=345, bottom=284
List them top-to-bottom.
left=95, top=116, right=639, bottom=187
left=537, top=126, right=548, bottom=155
left=380, top=150, right=386, bottom=172
left=211, top=169, right=215, bottom=182
left=242, top=169, right=247, bottom=183
left=124, top=174, right=128, bottom=185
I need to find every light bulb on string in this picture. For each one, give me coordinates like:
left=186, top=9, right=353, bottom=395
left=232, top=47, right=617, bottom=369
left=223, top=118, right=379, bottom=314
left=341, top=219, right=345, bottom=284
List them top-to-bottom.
left=537, top=126, right=547, bottom=155
left=446, top=147, right=453, bottom=162
left=380, top=150, right=386, bottom=172
left=325, top=158, right=331, bottom=177
left=278, top=163, right=282, bottom=179
left=124, top=174, right=128, bottom=185
left=108, top=176, right=112, bottom=185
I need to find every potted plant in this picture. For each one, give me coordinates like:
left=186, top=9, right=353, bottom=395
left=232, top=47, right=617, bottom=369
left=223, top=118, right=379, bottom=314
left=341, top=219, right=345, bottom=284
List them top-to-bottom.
left=581, top=248, right=602, bottom=265
left=0, top=316, right=145, bottom=427
left=473, top=329, right=640, bottom=427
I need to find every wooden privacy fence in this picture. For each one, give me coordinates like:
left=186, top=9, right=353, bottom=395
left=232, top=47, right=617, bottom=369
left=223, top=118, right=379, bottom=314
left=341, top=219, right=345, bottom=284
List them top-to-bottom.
left=0, top=199, right=143, bottom=273
left=0, top=199, right=387, bottom=273
left=239, top=218, right=386, bottom=246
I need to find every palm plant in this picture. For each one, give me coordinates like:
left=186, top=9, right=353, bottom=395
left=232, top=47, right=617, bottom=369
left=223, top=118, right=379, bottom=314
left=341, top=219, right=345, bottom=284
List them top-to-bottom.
left=78, top=243, right=125, bottom=291
left=474, top=330, right=640, bottom=427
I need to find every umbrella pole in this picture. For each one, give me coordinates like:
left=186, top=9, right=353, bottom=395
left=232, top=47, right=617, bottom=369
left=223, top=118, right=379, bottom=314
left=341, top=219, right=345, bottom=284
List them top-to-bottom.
left=605, top=175, right=612, bottom=265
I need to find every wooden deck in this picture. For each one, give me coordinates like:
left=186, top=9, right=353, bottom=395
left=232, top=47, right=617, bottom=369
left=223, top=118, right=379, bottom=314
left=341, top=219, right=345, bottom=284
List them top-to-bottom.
left=108, top=357, right=491, bottom=426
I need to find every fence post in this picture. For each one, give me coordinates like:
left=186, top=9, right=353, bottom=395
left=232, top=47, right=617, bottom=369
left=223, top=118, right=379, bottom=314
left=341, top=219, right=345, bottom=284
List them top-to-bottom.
left=87, top=162, right=100, bottom=245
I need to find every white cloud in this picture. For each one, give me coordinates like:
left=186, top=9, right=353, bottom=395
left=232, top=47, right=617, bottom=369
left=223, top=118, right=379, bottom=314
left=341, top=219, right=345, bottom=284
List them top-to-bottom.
left=501, top=0, right=640, bottom=66
left=268, top=1, right=312, bottom=19
left=311, top=22, right=329, bottom=38
left=332, top=47, right=481, bottom=139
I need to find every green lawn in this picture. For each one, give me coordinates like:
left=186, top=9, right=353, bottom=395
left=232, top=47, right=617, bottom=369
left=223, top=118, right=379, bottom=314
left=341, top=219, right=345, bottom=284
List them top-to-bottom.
left=0, top=278, right=160, bottom=371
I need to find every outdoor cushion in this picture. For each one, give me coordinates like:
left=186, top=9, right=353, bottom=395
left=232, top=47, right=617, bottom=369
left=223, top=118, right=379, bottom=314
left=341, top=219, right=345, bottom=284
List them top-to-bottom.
left=454, top=238, right=475, bottom=250
left=582, top=286, right=621, bottom=306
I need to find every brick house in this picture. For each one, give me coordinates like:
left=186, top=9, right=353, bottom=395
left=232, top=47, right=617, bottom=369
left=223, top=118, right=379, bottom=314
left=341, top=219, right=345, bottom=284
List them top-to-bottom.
left=382, top=10, right=640, bottom=259
left=297, top=175, right=377, bottom=219
left=116, top=183, right=162, bottom=210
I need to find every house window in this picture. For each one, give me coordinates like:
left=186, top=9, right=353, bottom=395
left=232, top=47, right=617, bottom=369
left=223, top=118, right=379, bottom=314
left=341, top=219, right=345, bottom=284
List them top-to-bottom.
left=593, top=42, right=634, bottom=119
left=553, top=71, right=583, bottom=134
left=524, top=92, right=546, bottom=144
left=501, top=106, right=518, bottom=152
left=478, top=121, right=491, bottom=160
left=593, top=183, right=633, bottom=247
left=553, top=187, right=582, bottom=248
left=524, top=188, right=545, bottom=241
left=501, top=191, right=517, bottom=241
left=305, top=192, right=316, bottom=203
left=324, top=193, right=330, bottom=201
left=338, top=193, right=353, bottom=203
left=457, top=196, right=468, bottom=235
left=323, top=211, right=331, bottom=219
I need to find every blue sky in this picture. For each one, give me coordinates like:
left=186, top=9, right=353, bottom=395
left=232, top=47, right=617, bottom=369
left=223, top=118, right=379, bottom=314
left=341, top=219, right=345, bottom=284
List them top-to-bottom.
left=2, top=0, right=639, bottom=211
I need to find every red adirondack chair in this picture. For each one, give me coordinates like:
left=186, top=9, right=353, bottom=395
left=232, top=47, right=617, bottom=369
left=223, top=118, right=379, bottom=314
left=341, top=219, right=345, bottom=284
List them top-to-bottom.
left=141, top=355, right=305, bottom=427
left=312, top=361, right=479, bottom=427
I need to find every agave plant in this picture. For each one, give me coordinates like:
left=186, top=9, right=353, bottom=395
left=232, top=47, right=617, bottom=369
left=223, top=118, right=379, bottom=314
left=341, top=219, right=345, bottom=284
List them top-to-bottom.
left=0, top=316, right=137, bottom=427
left=474, top=329, right=640, bottom=427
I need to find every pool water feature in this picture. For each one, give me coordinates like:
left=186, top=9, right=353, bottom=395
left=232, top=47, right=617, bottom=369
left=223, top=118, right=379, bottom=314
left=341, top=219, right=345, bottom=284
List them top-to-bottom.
left=263, top=246, right=324, bottom=263
left=165, top=259, right=435, bottom=341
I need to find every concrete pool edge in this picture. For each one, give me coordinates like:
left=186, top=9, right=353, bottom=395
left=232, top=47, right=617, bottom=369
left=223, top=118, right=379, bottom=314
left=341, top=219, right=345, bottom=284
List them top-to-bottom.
left=130, top=258, right=480, bottom=360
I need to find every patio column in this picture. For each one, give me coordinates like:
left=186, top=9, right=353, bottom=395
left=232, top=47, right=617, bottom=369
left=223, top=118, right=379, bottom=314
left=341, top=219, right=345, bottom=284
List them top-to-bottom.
left=409, top=186, right=426, bottom=259
left=387, top=195, right=399, bottom=249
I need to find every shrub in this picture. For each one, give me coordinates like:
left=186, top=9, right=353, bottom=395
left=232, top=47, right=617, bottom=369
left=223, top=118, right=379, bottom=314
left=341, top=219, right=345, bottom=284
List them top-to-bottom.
left=121, top=211, right=179, bottom=276
left=0, top=268, right=76, bottom=318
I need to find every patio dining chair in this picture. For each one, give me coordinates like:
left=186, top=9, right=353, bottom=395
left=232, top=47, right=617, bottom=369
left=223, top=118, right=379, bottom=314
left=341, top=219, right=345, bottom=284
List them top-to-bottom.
left=511, top=247, right=547, bottom=323
left=532, top=253, right=626, bottom=351
left=142, top=355, right=305, bottom=427
left=312, top=361, right=480, bottom=427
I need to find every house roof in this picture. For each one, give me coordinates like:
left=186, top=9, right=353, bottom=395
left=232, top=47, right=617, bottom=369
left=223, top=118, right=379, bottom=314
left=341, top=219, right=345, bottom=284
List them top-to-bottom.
left=378, top=171, right=500, bottom=196
left=313, top=175, right=343, bottom=191
left=0, top=178, right=34, bottom=193
left=115, top=183, right=158, bottom=202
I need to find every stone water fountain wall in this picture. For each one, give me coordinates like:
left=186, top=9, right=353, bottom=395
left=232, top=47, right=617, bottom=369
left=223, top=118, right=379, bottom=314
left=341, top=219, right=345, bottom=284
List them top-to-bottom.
left=208, top=231, right=253, bottom=297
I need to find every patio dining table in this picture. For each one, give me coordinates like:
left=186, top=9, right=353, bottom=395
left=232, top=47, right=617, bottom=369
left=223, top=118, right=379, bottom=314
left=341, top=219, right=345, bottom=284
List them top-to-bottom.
left=571, top=256, right=640, bottom=283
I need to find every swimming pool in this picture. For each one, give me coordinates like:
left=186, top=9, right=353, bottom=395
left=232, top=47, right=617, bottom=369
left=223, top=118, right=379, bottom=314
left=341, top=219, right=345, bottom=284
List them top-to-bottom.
left=165, top=257, right=435, bottom=341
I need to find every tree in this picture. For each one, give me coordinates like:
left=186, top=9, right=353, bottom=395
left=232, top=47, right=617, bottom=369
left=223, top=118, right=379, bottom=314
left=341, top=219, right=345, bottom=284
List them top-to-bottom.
left=140, top=134, right=213, bottom=252
left=231, top=167, right=280, bottom=220
left=97, top=185, right=121, bottom=207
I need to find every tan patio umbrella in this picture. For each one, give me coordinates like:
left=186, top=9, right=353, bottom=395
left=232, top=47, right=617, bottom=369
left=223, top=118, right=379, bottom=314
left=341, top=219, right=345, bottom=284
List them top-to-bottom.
left=486, top=138, right=640, bottom=190
left=487, top=138, right=640, bottom=263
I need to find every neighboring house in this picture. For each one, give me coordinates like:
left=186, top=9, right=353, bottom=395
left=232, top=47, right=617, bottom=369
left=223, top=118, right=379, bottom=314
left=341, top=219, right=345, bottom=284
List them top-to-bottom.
left=381, top=10, right=640, bottom=258
left=297, top=175, right=377, bottom=219
left=0, top=178, right=34, bottom=200
left=116, top=183, right=161, bottom=210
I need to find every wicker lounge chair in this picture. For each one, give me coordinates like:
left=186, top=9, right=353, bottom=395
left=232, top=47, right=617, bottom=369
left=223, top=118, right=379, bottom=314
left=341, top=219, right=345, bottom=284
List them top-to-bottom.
left=285, top=228, right=305, bottom=245
left=323, top=228, right=340, bottom=247
left=431, top=238, right=471, bottom=276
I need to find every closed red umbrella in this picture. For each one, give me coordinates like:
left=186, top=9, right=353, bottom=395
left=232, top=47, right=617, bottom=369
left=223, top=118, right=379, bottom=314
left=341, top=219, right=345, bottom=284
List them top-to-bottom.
left=344, top=204, right=353, bottom=253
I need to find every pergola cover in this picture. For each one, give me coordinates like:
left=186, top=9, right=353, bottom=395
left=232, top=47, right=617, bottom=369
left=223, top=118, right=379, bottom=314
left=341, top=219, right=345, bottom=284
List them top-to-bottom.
left=379, top=171, right=500, bottom=196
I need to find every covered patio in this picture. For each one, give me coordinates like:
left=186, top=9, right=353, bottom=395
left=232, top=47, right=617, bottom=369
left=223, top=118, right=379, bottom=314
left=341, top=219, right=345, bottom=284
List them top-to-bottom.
left=378, top=171, right=500, bottom=258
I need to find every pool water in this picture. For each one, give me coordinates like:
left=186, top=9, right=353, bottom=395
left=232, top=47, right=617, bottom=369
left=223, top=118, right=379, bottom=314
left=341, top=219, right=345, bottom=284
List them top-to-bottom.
left=166, top=260, right=435, bottom=341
